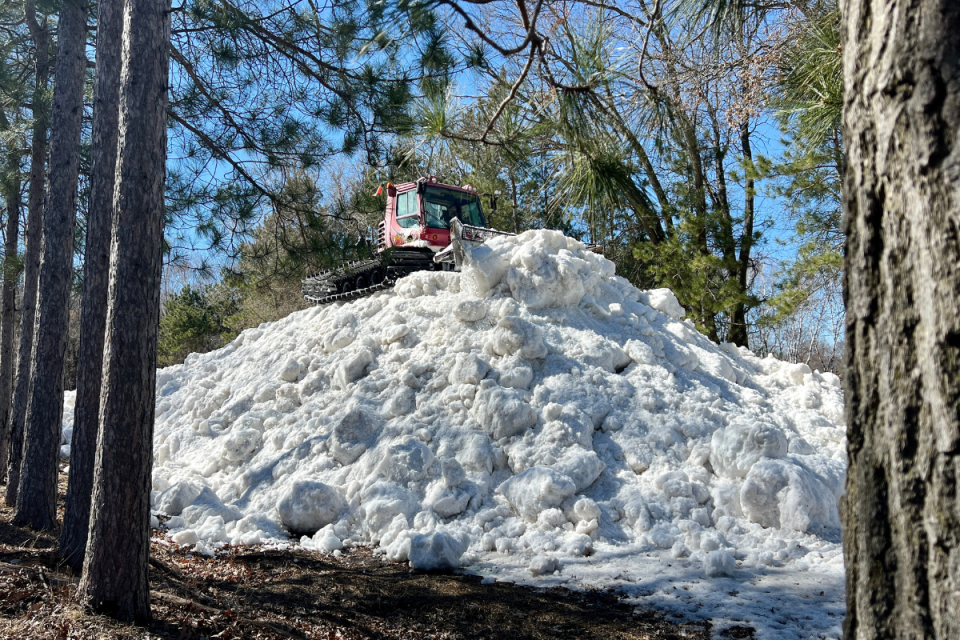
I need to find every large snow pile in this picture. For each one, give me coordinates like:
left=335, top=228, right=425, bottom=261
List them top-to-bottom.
left=65, top=230, right=848, bottom=638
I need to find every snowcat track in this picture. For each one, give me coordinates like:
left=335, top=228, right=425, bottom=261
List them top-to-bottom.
left=302, top=251, right=435, bottom=305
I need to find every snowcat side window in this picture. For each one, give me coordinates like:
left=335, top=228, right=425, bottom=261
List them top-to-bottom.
left=422, top=186, right=486, bottom=229
left=396, top=190, right=420, bottom=228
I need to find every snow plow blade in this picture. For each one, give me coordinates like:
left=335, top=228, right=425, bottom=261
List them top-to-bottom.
left=433, top=219, right=516, bottom=269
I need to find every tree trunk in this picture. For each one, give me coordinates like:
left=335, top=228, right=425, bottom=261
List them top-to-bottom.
left=13, top=0, right=89, bottom=531
left=59, top=0, right=122, bottom=569
left=78, top=0, right=170, bottom=620
left=841, top=0, right=960, bottom=638
left=5, top=4, right=49, bottom=506
left=677, top=116, right=720, bottom=342
left=728, top=119, right=755, bottom=348
left=0, top=152, right=21, bottom=473
left=510, top=172, right=519, bottom=234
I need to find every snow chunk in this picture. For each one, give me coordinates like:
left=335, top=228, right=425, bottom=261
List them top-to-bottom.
left=502, top=231, right=613, bottom=309
left=637, top=288, right=685, bottom=319
left=454, top=299, right=487, bottom=322
left=490, top=317, right=547, bottom=360
left=624, top=339, right=659, bottom=365
left=335, top=349, right=374, bottom=389
left=449, top=353, right=490, bottom=386
left=279, top=359, right=301, bottom=382
left=498, top=359, right=534, bottom=390
left=471, top=384, right=538, bottom=439
left=328, top=405, right=380, bottom=465
left=711, top=420, right=789, bottom=479
left=221, top=428, right=262, bottom=464
left=377, top=438, right=435, bottom=484
left=552, top=448, right=605, bottom=492
left=441, top=457, right=466, bottom=487
left=740, top=459, right=840, bottom=532
left=498, top=466, right=577, bottom=519
left=278, top=481, right=345, bottom=535
left=155, top=482, right=203, bottom=517
left=360, top=482, right=420, bottom=538
left=181, top=487, right=241, bottom=526
left=571, top=497, right=601, bottom=523
left=301, top=525, right=343, bottom=553
left=172, top=529, right=199, bottom=546
left=409, top=530, right=466, bottom=571
left=705, top=550, right=736, bottom=577
left=529, top=555, right=560, bottom=576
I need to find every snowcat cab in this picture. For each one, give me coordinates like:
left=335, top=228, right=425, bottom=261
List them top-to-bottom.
left=379, top=177, right=487, bottom=253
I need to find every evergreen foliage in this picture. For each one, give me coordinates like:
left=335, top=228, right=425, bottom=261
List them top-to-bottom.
left=765, top=1, right=843, bottom=321
left=158, top=285, right=240, bottom=366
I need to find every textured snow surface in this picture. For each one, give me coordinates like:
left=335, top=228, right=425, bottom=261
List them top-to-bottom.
left=63, top=229, right=848, bottom=639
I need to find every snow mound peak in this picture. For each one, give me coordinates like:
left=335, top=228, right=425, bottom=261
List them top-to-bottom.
left=138, top=229, right=845, bottom=638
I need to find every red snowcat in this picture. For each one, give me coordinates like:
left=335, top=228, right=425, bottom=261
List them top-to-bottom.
left=302, top=176, right=512, bottom=304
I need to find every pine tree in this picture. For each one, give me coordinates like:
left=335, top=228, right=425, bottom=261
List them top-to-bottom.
left=0, top=0, right=31, bottom=475
left=13, top=0, right=88, bottom=532
left=60, top=0, right=122, bottom=568
left=78, top=0, right=170, bottom=619
left=5, top=1, right=51, bottom=506
left=0, top=151, right=21, bottom=475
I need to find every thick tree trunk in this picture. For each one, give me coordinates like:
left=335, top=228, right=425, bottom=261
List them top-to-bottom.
left=13, top=0, right=88, bottom=531
left=59, top=0, right=122, bottom=569
left=78, top=0, right=170, bottom=620
left=841, top=0, right=960, bottom=638
left=5, top=4, right=49, bottom=506
left=0, top=153, right=21, bottom=473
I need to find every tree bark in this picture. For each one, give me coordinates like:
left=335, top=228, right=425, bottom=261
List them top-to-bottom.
left=13, top=0, right=89, bottom=531
left=59, top=0, right=122, bottom=569
left=78, top=0, right=170, bottom=621
left=841, top=0, right=960, bottom=638
left=5, top=4, right=49, bottom=506
left=677, top=114, right=720, bottom=342
left=728, top=119, right=755, bottom=348
left=0, top=152, right=21, bottom=473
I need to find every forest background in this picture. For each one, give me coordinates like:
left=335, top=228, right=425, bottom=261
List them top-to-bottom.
left=0, top=0, right=844, bottom=378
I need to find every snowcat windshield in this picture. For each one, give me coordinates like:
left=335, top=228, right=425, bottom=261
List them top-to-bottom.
left=422, top=186, right=485, bottom=229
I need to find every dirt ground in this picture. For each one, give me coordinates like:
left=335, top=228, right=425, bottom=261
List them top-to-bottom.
left=0, top=473, right=722, bottom=640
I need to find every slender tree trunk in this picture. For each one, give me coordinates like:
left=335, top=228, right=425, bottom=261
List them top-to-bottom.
left=14, top=0, right=89, bottom=531
left=59, top=0, right=122, bottom=569
left=78, top=0, right=170, bottom=620
left=841, top=0, right=960, bottom=638
left=6, top=4, right=49, bottom=506
left=707, top=107, right=735, bottom=266
left=679, top=117, right=719, bottom=342
left=729, top=120, right=755, bottom=348
left=0, top=153, right=21, bottom=473
left=510, top=172, right=519, bottom=235
left=618, top=176, right=666, bottom=244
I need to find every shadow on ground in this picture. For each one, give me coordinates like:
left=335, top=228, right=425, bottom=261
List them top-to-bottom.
left=0, top=473, right=713, bottom=639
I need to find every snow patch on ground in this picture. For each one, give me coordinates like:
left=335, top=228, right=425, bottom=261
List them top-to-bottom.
left=61, top=228, right=847, bottom=640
